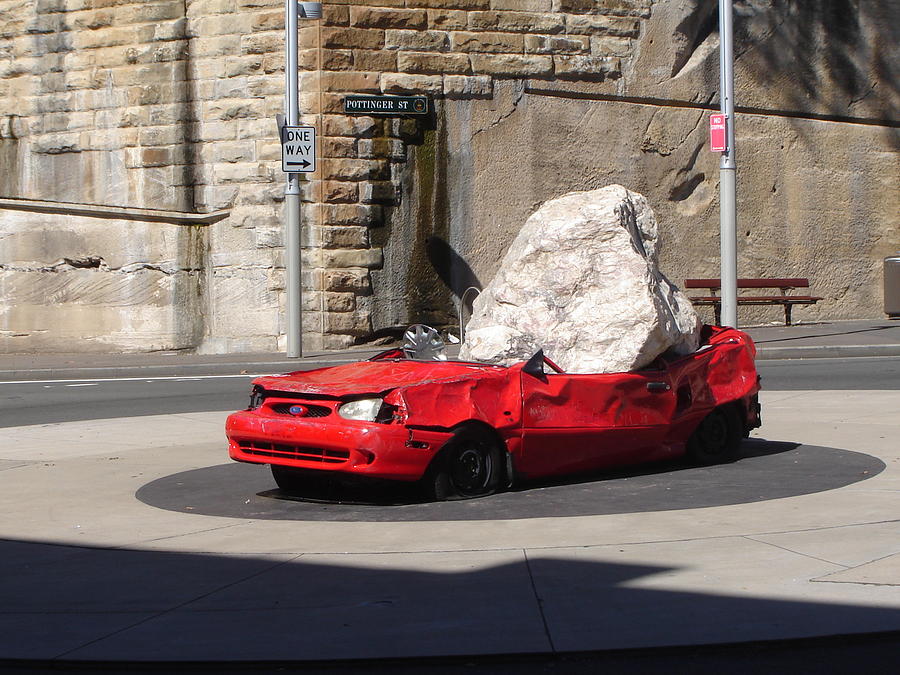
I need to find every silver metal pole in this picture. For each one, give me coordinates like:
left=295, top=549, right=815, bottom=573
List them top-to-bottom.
left=285, top=0, right=302, bottom=356
left=718, top=0, right=738, bottom=328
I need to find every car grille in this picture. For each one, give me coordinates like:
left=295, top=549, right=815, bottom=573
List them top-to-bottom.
left=269, top=402, right=332, bottom=418
left=238, top=440, right=349, bottom=464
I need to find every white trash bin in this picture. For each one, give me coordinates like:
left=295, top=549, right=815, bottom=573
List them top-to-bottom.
left=885, top=254, right=900, bottom=318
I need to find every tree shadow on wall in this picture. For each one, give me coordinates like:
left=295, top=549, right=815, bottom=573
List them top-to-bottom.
left=736, top=0, right=899, bottom=144
left=673, top=1, right=898, bottom=146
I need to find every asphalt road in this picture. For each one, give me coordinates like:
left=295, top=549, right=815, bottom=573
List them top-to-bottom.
left=756, top=355, right=900, bottom=391
left=0, top=356, right=897, bottom=429
left=0, top=374, right=255, bottom=428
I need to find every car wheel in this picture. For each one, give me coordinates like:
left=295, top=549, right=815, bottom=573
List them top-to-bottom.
left=686, top=405, right=742, bottom=465
left=428, top=428, right=503, bottom=501
left=270, top=464, right=316, bottom=492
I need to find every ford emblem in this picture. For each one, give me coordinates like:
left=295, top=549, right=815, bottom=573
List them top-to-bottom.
left=288, top=405, right=307, bottom=417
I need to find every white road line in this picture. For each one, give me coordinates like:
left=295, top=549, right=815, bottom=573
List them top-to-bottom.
left=0, top=373, right=266, bottom=386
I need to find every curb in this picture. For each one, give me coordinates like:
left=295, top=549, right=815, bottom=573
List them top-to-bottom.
left=755, top=344, right=900, bottom=360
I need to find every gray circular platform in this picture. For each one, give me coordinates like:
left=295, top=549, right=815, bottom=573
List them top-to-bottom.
left=136, top=439, right=884, bottom=522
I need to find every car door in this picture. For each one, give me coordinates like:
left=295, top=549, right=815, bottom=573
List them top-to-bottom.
left=517, top=365, right=676, bottom=479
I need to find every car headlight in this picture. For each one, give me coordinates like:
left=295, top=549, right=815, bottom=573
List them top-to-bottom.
left=338, top=398, right=384, bottom=421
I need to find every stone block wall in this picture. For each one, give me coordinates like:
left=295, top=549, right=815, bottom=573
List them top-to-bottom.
left=0, top=0, right=292, bottom=352
left=0, top=0, right=195, bottom=210
left=4, top=0, right=650, bottom=351
left=184, top=0, right=289, bottom=352
left=296, top=0, right=652, bottom=346
left=297, top=0, right=897, bottom=334
left=402, top=0, right=899, bottom=327
left=1, top=1, right=897, bottom=353
left=0, top=201, right=209, bottom=352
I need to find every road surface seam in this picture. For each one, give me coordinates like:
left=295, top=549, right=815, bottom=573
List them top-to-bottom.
left=117, top=522, right=253, bottom=549
left=742, top=535, right=850, bottom=569
left=523, top=548, right=556, bottom=653
left=51, top=553, right=307, bottom=660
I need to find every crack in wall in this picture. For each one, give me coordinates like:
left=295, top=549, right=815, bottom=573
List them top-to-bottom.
left=472, top=82, right=526, bottom=138
left=850, top=82, right=877, bottom=106
left=640, top=107, right=706, bottom=161
left=0, top=258, right=184, bottom=275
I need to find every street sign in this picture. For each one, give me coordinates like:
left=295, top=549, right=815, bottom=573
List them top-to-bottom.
left=344, top=95, right=429, bottom=116
left=709, top=113, right=727, bottom=152
left=281, top=125, right=316, bottom=173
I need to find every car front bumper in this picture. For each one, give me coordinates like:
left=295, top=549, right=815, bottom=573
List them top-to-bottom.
left=226, top=410, right=451, bottom=482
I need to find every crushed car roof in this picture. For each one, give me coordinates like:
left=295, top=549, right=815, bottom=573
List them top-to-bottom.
left=255, top=359, right=509, bottom=397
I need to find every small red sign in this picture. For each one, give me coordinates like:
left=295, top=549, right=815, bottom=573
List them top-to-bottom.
left=710, top=114, right=727, bottom=152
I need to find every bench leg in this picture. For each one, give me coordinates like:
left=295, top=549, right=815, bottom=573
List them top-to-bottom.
left=714, top=303, right=721, bottom=326
left=784, top=304, right=793, bottom=326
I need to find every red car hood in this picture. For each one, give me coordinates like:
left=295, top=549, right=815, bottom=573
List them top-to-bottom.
left=253, top=359, right=509, bottom=398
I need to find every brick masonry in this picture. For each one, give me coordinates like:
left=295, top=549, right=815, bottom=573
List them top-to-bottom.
left=0, top=0, right=651, bottom=352
left=293, top=0, right=649, bottom=348
left=2, top=1, right=895, bottom=352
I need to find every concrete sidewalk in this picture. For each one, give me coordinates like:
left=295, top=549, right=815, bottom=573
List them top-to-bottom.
left=0, top=319, right=897, bottom=381
left=1, top=319, right=898, bottom=665
left=0, top=388, right=898, bottom=663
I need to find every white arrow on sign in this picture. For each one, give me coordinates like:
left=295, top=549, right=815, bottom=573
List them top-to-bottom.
left=281, top=125, right=316, bottom=173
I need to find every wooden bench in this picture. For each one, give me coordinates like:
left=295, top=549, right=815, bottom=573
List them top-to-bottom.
left=684, top=278, right=822, bottom=326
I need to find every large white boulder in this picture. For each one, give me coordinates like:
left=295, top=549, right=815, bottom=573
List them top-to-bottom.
left=459, top=185, right=701, bottom=373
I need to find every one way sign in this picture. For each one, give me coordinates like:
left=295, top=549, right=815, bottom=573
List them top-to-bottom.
left=280, top=125, right=316, bottom=173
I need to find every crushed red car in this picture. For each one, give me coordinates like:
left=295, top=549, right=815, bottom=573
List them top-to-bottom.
left=226, top=324, right=761, bottom=500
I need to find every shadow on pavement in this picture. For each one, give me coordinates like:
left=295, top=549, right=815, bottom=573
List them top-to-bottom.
left=0, top=538, right=898, bottom=668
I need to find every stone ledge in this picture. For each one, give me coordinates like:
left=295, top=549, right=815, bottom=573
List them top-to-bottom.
left=0, top=198, right=230, bottom=225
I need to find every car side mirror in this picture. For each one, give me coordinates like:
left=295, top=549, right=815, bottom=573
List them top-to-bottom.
left=523, top=349, right=548, bottom=381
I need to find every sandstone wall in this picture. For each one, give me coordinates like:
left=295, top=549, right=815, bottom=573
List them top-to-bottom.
left=1, top=0, right=290, bottom=352
left=298, top=0, right=650, bottom=341
left=369, top=0, right=899, bottom=330
left=1, top=1, right=897, bottom=354
left=429, top=83, right=898, bottom=327
left=0, top=200, right=210, bottom=352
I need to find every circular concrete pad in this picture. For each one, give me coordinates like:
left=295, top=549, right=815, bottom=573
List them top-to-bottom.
left=137, top=439, right=884, bottom=522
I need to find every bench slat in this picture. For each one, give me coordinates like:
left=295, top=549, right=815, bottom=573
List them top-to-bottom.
left=684, top=278, right=810, bottom=289
left=688, top=296, right=822, bottom=303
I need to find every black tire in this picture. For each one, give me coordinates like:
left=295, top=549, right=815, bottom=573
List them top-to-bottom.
left=686, top=405, right=742, bottom=465
left=427, top=427, right=504, bottom=501
left=270, top=464, right=317, bottom=492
